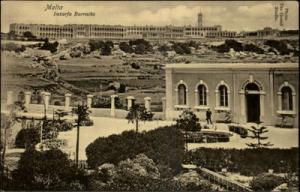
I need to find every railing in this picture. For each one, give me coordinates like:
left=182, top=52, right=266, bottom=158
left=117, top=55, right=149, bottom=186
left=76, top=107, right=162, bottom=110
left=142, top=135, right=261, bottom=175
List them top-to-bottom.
left=198, top=167, right=252, bottom=192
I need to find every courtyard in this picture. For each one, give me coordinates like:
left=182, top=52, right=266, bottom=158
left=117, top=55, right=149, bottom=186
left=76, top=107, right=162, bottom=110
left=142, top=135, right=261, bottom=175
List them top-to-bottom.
left=55, top=116, right=299, bottom=160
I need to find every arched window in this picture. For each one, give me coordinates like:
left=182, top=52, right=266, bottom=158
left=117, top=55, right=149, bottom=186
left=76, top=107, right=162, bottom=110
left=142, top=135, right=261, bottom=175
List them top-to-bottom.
left=178, top=84, right=187, bottom=105
left=198, top=85, right=207, bottom=105
left=219, top=85, right=228, bottom=107
left=281, top=86, right=293, bottom=111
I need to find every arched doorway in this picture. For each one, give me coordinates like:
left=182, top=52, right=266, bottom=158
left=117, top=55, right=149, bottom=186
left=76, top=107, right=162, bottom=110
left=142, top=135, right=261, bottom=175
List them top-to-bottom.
left=245, top=83, right=260, bottom=122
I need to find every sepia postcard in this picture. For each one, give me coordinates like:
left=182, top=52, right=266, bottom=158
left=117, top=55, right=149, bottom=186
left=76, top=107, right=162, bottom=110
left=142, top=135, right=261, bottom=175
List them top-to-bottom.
left=1, top=1, right=299, bottom=191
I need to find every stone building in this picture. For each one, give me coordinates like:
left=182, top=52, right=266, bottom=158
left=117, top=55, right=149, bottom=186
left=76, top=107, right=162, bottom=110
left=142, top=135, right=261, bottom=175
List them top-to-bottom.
left=9, top=13, right=236, bottom=40
left=165, top=63, right=299, bottom=127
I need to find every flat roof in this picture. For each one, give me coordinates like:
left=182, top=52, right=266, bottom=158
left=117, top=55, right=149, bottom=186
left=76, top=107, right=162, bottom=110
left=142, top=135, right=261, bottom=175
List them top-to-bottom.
left=165, top=63, right=299, bottom=69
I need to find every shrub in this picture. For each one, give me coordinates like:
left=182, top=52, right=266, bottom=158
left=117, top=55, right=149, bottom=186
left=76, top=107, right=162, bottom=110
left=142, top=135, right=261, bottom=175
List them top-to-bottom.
left=40, top=39, right=58, bottom=53
left=129, top=39, right=153, bottom=53
left=213, top=39, right=243, bottom=53
left=89, top=40, right=105, bottom=52
left=264, top=40, right=289, bottom=55
left=119, top=42, right=134, bottom=53
left=172, top=43, right=191, bottom=54
left=134, top=44, right=146, bottom=54
left=131, top=62, right=140, bottom=69
left=118, top=84, right=126, bottom=93
left=91, top=96, right=123, bottom=109
left=176, top=109, right=201, bottom=132
left=76, top=117, right=94, bottom=126
left=42, top=120, right=59, bottom=140
left=57, top=121, right=74, bottom=132
left=228, top=124, right=248, bottom=138
left=86, top=125, right=185, bottom=175
left=15, top=128, right=40, bottom=149
left=41, top=139, right=67, bottom=150
left=184, top=148, right=299, bottom=176
left=11, top=149, right=87, bottom=190
left=88, top=154, right=182, bottom=191
left=250, top=173, right=285, bottom=191
left=184, top=180, right=213, bottom=191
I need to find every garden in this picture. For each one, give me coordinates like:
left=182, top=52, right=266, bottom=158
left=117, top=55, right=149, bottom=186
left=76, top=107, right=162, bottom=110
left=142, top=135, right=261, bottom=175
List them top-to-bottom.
left=1, top=105, right=299, bottom=191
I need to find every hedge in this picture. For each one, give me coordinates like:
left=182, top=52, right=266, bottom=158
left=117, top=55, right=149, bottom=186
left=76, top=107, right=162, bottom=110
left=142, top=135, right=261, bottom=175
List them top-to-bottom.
left=228, top=124, right=248, bottom=138
left=86, top=125, right=185, bottom=175
left=184, top=148, right=298, bottom=176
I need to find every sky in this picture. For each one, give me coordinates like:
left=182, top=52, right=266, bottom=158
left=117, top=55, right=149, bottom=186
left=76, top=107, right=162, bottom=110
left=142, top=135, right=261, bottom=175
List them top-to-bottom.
left=1, top=1, right=299, bottom=33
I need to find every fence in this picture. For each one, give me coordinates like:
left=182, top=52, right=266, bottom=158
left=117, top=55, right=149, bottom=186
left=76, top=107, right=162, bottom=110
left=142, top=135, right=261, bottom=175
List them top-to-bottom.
left=3, top=90, right=167, bottom=120
left=198, top=167, right=252, bottom=192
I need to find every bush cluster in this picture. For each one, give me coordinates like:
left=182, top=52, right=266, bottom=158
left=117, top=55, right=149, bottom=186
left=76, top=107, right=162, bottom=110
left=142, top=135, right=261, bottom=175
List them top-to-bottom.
left=39, top=38, right=59, bottom=53
left=129, top=39, right=153, bottom=54
left=213, top=39, right=265, bottom=54
left=88, top=40, right=113, bottom=55
left=264, top=40, right=295, bottom=55
left=172, top=42, right=191, bottom=54
left=91, top=96, right=123, bottom=109
left=75, top=117, right=94, bottom=126
left=228, top=124, right=248, bottom=138
left=86, top=125, right=185, bottom=175
left=184, top=132, right=230, bottom=143
left=184, top=148, right=298, bottom=176
left=10, top=149, right=87, bottom=191
left=250, top=173, right=285, bottom=191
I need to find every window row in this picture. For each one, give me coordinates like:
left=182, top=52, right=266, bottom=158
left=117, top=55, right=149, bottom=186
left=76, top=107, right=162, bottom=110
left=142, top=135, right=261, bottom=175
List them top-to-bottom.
left=176, top=81, right=296, bottom=112
left=177, top=83, right=229, bottom=108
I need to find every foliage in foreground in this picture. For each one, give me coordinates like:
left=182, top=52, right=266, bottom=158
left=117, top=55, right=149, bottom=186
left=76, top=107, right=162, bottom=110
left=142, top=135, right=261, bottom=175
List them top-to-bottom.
left=86, top=125, right=185, bottom=176
left=184, top=147, right=298, bottom=176
left=10, top=149, right=87, bottom=191
left=88, top=153, right=216, bottom=191
left=250, top=173, right=285, bottom=191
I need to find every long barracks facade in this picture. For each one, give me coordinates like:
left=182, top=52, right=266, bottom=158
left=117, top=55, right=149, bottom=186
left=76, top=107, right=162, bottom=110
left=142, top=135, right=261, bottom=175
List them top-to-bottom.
left=9, top=23, right=236, bottom=40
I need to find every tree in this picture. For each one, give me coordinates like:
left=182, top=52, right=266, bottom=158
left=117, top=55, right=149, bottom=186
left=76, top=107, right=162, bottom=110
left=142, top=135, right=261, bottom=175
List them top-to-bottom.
left=23, top=31, right=36, bottom=39
left=119, top=42, right=133, bottom=53
left=101, top=43, right=112, bottom=55
left=134, top=44, right=146, bottom=54
left=158, top=44, right=172, bottom=53
left=1, top=101, right=26, bottom=175
left=72, top=104, right=91, bottom=165
left=126, top=104, right=153, bottom=133
left=176, top=109, right=201, bottom=150
left=176, top=109, right=201, bottom=132
left=246, top=122, right=273, bottom=148
left=11, top=149, right=86, bottom=190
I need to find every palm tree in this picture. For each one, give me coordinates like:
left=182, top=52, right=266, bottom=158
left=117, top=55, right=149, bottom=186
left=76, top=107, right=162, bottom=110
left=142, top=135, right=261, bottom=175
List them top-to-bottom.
left=72, top=104, right=91, bottom=166
left=126, top=104, right=153, bottom=133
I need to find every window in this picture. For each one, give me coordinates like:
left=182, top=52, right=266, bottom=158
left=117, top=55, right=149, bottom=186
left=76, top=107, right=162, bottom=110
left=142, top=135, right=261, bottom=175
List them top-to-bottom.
left=178, top=84, right=187, bottom=105
left=198, top=85, right=207, bottom=105
left=219, top=85, right=228, bottom=107
left=281, top=86, right=293, bottom=111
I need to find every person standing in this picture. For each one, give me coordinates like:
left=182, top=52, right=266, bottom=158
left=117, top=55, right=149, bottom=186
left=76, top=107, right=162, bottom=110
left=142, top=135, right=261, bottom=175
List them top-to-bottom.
left=206, top=108, right=213, bottom=125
